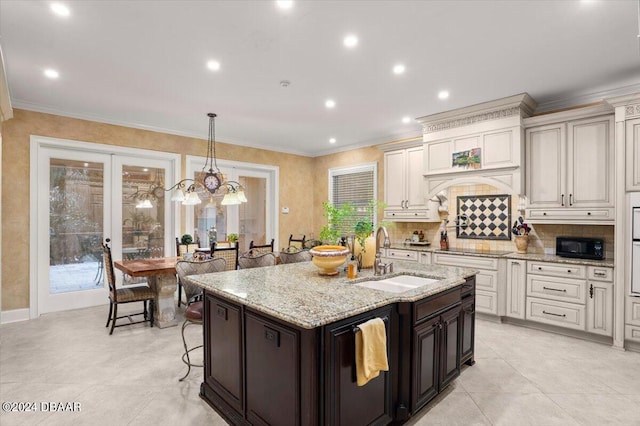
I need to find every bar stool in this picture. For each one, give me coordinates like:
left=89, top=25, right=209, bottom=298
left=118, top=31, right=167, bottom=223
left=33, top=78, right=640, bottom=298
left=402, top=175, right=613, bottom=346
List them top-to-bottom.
left=176, top=257, right=226, bottom=381
left=179, top=300, right=204, bottom=381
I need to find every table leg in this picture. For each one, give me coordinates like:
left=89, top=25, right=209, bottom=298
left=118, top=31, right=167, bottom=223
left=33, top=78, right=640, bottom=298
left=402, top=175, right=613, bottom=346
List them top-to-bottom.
left=147, top=273, right=178, bottom=328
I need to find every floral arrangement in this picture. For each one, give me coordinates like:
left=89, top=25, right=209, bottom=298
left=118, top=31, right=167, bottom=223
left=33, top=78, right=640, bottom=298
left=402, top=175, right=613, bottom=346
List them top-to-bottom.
left=512, top=217, right=530, bottom=236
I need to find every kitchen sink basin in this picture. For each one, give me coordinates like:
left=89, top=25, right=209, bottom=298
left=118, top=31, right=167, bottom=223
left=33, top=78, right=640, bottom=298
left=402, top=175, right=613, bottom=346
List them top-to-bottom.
left=355, top=274, right=439, bottom=293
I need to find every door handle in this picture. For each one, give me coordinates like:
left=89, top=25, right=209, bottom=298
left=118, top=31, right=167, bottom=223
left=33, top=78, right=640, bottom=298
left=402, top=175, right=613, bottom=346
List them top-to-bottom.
left=569, top=193, right=573, bottom=206
left=561, top=194, right=564, bottom=207
left=589, top=284, right=594, bottom=299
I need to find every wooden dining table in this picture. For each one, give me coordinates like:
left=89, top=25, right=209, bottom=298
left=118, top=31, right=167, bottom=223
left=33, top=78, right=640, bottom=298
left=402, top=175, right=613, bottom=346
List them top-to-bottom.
left=114, top=257, right=180, bottom=329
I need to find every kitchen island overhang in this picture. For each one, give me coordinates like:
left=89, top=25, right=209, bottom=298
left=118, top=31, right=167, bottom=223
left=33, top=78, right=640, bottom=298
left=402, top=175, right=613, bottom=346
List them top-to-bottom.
left=184, top=260, right=477, bottom=425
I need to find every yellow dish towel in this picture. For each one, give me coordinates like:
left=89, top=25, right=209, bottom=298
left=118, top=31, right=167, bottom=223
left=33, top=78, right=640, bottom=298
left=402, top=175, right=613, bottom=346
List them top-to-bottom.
left=355, top=317, right=389, bottom=386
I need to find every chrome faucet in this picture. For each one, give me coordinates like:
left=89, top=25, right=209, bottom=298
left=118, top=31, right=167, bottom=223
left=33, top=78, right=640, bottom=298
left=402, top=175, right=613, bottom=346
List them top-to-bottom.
left=374, top=226, right=393, bottom=276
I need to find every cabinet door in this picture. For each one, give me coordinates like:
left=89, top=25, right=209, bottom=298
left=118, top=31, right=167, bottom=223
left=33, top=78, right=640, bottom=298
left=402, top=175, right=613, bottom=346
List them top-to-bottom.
left=567, top=116, right=614, bottom=208
left=626, top=118, right=640, bottom=191
left=526, top=124, right=566, bottom=208
left=406, top=146, right=425, bottom=209
left=384, top=150, right=406, bottom=210
left=506, top=259, right=526, bottom=319
left=586, top=281, right=614, bottom=336
left=204, top=294, right=243, bottom=413
left=460, top=297, right=475, bottom=366
left=439, top=305, right=461, bottom=389
left=325, top=308, right=393, bottom=426
left=245, top=312, right=299, bottom=426
left=412, top=316, right=440, bottom=412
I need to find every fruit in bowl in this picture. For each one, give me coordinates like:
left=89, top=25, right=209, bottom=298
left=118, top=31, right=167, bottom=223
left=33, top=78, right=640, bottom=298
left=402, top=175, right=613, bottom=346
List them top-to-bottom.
left=309, top=245, right=350, bottom=276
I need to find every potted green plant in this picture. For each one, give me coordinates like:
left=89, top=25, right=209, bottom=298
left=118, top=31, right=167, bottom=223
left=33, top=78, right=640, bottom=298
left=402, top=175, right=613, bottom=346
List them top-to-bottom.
left=319, top=201, right=356, bottom=244
left=227, top=233, right=239, bottom=246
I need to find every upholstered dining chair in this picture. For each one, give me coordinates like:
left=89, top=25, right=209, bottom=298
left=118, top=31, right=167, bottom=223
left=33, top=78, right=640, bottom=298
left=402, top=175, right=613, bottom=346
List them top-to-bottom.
left=288, top=234, right=306, bottom=250
left=248, top=238, right=275, bottom=254
left=102, top=239, right=155, bottom=335
left=303, top=239, right=323, bottom=249
left=211, top=245, right=239, bottom=271
left=278, top=248, right=313, bottom=264
left=238, top=251, right=277, bottom=269
left=175, top=257, right=226, bottom=381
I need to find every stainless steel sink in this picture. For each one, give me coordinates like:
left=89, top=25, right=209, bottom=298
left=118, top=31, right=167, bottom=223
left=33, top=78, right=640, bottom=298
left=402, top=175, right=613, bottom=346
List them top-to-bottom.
left=355, top=274, right=439, bottom=293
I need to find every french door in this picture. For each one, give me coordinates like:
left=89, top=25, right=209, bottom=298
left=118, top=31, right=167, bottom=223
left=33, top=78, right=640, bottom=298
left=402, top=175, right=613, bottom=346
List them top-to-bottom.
left=31, top=137, right=179, bottom=316
left=185, top=156, right=277, bottom=253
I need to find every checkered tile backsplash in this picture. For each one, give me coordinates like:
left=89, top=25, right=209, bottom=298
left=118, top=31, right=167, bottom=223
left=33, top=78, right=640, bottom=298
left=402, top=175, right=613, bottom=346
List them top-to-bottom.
left=456, top=194, right=511, bottom=240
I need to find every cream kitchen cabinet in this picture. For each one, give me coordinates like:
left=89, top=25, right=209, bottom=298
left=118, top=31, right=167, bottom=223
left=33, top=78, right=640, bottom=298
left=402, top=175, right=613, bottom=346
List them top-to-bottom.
left=525, top=113, right=615, bottom=224
left=627, top=117, right=640, bottom=191
left=383, top=146, right=439, bottom=222
left=384, top=248, right=432, bottom=265
left=433, top=253, right=503, bottom=316
left=506, top=259, right=526, bottom=319
left=524, top=261, right=614, bottom=336
left=584, top=266, right=613, bottom=337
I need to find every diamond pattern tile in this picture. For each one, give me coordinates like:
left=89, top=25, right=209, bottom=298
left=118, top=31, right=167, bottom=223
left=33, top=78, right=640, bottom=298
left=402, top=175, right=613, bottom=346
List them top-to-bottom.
left=457, top=194, right=511, bottom=240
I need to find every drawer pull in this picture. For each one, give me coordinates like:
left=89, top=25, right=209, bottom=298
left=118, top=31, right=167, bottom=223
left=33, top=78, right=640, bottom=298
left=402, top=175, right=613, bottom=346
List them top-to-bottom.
left=594, top=271, right=606, bottom=277
left=589, top=284, right=594, bottom=299
left=543, top=286, right=567, bottom=293
left=542, top=310, right=566, bottom=318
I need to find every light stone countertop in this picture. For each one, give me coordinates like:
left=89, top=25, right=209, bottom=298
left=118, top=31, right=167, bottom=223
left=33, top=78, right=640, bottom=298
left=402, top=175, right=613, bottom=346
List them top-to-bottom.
left=388, top=244, right=614, bottom=267
left=183, top=260, right=477, bottom=329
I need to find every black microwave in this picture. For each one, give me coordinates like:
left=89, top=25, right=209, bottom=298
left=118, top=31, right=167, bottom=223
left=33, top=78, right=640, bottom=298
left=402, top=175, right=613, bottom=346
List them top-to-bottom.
left=556, top=237, right=604, bottom=260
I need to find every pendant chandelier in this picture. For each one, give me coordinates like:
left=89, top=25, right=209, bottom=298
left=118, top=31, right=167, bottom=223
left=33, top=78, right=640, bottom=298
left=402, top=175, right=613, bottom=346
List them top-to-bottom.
left=166, top=113, right=247, bottom=206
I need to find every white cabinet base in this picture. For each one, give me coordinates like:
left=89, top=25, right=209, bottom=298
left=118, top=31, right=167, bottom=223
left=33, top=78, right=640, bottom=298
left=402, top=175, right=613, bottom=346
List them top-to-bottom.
left=526, top=297, right=586, bottom=331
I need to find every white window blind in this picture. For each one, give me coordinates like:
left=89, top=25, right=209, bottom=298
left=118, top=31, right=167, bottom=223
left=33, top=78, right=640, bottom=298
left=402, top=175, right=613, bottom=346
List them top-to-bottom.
left=329, top=163, right=377, bottom=234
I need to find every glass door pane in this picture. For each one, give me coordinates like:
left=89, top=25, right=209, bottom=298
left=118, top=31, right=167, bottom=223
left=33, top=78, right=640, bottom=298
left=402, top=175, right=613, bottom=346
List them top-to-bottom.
left=37, top=147, right=111, bottom=314
left=49, top=159, right=105, bottom=293
left=121, top=165, right=166, bottom=260
left=238, top=175, right=267, bottom=253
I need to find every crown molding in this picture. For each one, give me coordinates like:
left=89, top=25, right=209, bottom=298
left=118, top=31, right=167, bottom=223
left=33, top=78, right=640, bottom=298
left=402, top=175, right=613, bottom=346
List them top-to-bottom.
left=536, top=83, right=640, bottom=113
left=416, top=93, right=537, bottom=134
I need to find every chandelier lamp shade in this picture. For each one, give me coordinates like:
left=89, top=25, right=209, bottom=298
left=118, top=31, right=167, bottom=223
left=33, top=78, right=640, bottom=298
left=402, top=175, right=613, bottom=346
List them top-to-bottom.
left=165, top=113, right=248, bottom=206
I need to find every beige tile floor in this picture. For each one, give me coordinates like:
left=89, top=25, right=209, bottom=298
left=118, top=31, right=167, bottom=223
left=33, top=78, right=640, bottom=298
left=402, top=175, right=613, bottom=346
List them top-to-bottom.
left=1, top=304, right=639, bottom=426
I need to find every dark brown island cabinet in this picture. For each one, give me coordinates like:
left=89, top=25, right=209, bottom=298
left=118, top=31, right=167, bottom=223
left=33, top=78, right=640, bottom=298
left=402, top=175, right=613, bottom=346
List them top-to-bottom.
left=200, top=277, right=476, bottom=426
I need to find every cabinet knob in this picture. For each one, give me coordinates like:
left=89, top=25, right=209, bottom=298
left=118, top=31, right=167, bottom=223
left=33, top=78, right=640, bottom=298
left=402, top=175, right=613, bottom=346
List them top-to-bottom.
left=543, top=212, right=547, bottom=216
left=587, top=212, right=591, bottom=216
left=538, top=267, right=542, bottom=270
left=567, top=269, right=571, bottom=273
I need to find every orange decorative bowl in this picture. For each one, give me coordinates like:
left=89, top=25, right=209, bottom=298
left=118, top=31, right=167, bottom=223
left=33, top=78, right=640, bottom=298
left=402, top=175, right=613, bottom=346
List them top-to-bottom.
left=309, top=245, right=350, bottom=276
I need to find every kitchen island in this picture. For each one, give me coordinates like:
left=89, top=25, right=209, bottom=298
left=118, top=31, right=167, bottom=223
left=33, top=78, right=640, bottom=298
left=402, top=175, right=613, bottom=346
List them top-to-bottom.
left=184, top=260, right=477, bottom=426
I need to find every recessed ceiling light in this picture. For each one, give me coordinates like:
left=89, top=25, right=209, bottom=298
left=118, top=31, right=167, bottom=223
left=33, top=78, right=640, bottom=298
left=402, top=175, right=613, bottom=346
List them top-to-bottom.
left=276, top=0, right=294, bottom=9
left=50, top=3, right=70, bottom=17
left=343, top=35, right=358, bottom=48
left=206, top=60, right=221, bottom=71
left=393, top=64, right=406, bottom=75
left=44, top=69, right=59, bottom=79
left=438, top=90, right=450, bottom=100
left=325, top=99, right=336, bottom=109
left=402, top=116, right=411, bottom=124
left=329, top=138, right=337, bottom=144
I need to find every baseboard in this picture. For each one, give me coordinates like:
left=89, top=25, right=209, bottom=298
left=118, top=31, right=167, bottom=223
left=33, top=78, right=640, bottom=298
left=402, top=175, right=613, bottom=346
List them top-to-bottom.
left=1, top=308, right=30, bottom=324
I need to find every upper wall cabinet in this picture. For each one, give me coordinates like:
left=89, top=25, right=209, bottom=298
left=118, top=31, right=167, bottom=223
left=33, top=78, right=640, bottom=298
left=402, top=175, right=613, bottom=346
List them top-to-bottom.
left=416, top=94, right=537, bottom=198
left=524, top=105, right=615, bottom=224
left=626, top=117, right=640, bottom=191
left=381, top=144, right=439, bottom=222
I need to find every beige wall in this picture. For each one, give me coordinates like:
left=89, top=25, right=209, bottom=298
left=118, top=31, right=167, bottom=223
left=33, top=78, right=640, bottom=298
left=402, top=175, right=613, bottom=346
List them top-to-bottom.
left=1, top=109, right=315, bottom=310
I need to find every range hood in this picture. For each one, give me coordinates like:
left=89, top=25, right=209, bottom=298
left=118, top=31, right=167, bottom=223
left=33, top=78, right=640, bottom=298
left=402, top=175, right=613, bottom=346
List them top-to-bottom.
left=416, top=93, right=537, bottom=198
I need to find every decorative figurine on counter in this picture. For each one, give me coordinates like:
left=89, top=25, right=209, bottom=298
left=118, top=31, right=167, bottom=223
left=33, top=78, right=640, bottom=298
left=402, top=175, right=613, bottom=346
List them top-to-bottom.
left=439, top=220, right=449, bottom=250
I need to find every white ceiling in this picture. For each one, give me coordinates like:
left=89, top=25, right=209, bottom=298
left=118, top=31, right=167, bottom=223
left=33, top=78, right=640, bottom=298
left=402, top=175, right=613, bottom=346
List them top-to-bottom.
left=1, top=0, right=639, bottom=157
